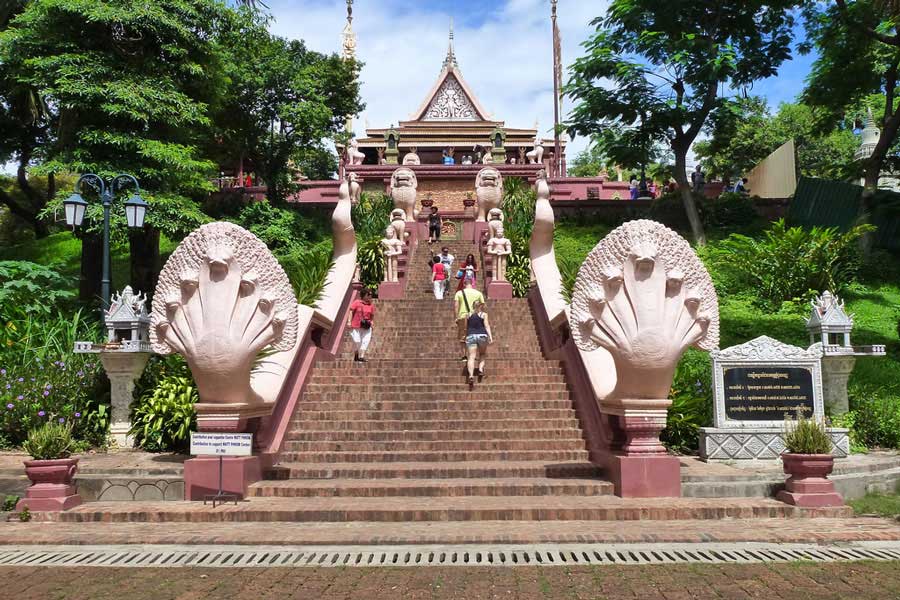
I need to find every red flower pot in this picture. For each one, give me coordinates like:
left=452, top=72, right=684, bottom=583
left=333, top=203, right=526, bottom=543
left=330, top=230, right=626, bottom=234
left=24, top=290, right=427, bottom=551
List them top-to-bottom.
left=776, top=453, right=844, bottom=508
left=16, top=457, right=83, bottom=512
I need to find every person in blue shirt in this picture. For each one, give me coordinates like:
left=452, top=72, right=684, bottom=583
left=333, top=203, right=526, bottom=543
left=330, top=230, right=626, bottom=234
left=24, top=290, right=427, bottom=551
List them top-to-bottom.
left=442, top=149, right=455, bottom=165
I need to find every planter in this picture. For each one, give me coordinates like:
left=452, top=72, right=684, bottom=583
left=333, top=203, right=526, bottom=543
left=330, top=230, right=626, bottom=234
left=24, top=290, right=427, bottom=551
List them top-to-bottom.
left=776, top=453, right=844, bottom=508
left=16, top=458, right=83, bottom=512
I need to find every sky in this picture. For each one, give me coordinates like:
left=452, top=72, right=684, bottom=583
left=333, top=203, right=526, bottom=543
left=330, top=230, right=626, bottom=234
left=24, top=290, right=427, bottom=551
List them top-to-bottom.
left=265, top=0, right=819, bottom=166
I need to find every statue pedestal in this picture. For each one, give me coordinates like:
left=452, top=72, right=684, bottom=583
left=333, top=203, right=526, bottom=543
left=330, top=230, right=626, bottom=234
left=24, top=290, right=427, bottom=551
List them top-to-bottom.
left=472, top=221, right=490, bottom=243
left=486, top=280, right=513, bottom=299
left=378, top=281, right=404, bottom=299
left=99, top=352, right=151, bottom=448
left=822, top=355, right=856, bottom=415
left=601, top=408, right=681, bottom=497
left=184, top=456, right=262, bottom=501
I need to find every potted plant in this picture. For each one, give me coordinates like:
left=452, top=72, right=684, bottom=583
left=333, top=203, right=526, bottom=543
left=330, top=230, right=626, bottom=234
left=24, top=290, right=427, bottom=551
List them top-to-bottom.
left=776, top=414, right=844, bottom=508
left=16, top=422, right=83, bottom=511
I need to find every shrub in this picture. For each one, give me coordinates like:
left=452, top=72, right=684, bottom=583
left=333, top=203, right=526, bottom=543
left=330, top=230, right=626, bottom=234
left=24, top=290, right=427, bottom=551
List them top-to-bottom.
left=501, top=178, right=537, bottom=298
left=700, top=192, right=761, bottom=231
left=352, top=193, right=392, bottom=291
left=233, top=202, right=329, bottom=252
left=714, top=219, right=875, bottom=309
left=277, top=241, right=334, bottom=306
left=0, top=261, right=75, bottom=321
left=0, top=316, right=105, bottom=447
left=661, top=349, right=714, bottom=454
left=130, top=375, right=197, bottom=453
left=844, top=385, right=900, bottom=450
left=783, top=413, right=832, bottom=454
left=22, top=421, right=74, bottom=460
left=2, top=495, right=17, bottom=511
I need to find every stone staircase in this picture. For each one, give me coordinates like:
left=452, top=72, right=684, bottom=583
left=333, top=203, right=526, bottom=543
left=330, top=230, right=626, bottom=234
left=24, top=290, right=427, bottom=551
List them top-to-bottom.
left=245, top=236, right=615, bottom=514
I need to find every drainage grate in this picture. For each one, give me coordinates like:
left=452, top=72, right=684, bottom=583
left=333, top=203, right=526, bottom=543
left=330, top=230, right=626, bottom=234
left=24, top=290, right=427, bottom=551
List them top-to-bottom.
left=0, top=542, right=899, bottom=568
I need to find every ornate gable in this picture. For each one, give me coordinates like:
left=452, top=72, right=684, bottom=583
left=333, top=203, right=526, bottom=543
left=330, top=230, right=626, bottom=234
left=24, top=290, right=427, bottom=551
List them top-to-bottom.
left=422, top=74, right=479, bottom=121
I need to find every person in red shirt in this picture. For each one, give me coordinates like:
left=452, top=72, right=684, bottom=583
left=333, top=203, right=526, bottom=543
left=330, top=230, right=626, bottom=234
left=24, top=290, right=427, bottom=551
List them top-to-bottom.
left=431, top=255, right=447, bottom=299
left=347, top=288, right=375, bottom=362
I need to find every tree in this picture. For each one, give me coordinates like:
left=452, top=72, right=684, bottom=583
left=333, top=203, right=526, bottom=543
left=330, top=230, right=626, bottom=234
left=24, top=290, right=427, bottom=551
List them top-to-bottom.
left=0, top=0, right=54, bottom=238
left=1, top=0, right=229, bottom=300
left=566, top=0, right=796, bottom=245
left=802, top=0, right=900, bottom=247
left=210, top=8, right=363, bottom=203
left=694, top=98, right=858, bottom=181
left=568, top=143, right=608, bottom=177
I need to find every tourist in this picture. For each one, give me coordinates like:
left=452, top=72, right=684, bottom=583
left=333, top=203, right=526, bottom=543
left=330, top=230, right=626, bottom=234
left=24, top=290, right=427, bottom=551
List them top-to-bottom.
left=442, top=149, right=456, bottom=165
left=691, top=164, right=705, bottom=193
left=244, top=173, right=253, bottom=188
left=629, top=177, right=639, bottom=200
left=734, top=177, right=749, bottom=194
left=648, top=182, right=658, bottom=198
left=428, top=206, right=442, bottom=245
left=439, top=247, right=454, bottom=295
left=456, top=254, right=478, bottom=293
left=431, top=255, right=447, bottom=300
left=454, top=279, right=485, bottom=362
left=348, top=289, right=375, bottom=363
left=464, top=299, right=493, bottom=388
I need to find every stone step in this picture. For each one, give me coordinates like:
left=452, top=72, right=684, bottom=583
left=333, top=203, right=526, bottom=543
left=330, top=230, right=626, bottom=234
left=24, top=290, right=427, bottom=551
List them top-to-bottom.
left=313, top=359, right=563, bottom=371
left=304, top=383, right=569, bottom=394
left=297, top=391, right=573, bottom=402
left=295, top=399, right=575, bottom=412
left=292, top=408, right=577, bottom=422
left=288, top=418, right=582, bottom=432
left=285, top=428, right=584, bottom=442
left=281, top=438, right=587, bottom=452
left=278, top=449, right=590, bottom=463
left=271, top=460, right=602, bottom=480
left=247, top=477, right=613, bottom=498
left=54, top=497, right=853, bottom=524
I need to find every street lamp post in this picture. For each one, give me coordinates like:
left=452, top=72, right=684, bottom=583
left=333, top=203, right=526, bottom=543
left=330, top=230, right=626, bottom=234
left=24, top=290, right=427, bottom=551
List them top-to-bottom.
left=63, top=174, right=149, bottom=322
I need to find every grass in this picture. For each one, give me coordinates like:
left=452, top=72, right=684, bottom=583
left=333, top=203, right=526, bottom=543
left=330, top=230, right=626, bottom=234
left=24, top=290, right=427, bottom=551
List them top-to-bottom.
left=0, top=231, right=179, bottom=290
left=849, top=484, right=900, bottom=517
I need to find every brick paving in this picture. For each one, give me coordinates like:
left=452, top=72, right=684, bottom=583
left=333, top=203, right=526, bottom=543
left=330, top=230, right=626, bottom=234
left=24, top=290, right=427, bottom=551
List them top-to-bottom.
left=2, top=517, right=898, bottom=546
left=3, top=561, right=900, bottom=599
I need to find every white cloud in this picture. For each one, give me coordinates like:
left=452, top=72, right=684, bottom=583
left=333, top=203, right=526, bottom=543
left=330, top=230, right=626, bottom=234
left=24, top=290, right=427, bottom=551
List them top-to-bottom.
left=266, top=0, right=608, bottom=161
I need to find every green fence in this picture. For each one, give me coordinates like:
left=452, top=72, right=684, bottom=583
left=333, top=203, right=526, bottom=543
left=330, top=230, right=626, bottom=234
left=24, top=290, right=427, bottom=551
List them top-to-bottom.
left=788, top=177, right=900, bottom=250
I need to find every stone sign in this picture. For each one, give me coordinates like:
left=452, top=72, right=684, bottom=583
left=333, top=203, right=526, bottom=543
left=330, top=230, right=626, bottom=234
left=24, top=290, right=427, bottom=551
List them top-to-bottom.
left=699, top=336, right=849, bottom=460
left=721, top=366, right=815, bottom=422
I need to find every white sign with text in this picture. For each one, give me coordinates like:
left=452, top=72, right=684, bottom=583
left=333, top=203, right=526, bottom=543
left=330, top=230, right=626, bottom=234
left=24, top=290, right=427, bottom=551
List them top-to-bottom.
left=190, top=432, right=253, bottom=457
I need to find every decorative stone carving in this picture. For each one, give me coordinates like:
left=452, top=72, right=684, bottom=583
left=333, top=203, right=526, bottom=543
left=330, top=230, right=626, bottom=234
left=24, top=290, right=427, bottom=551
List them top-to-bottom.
left=422, top=74, right=478, bottom=121
left=526, top=136, right=544, bottom=165
left=347, top=138, right=365, bottom=165
left=402, top=147, right=421, bottom=165
left=481, top=152, right=493, bottom=164
left=390, top=167, right=418, bottom=221
left=475, top=167, right=503, bottom=222
left=529, top=169, right=566, bottom=324
left=316, top=171, right=360, bottom=325
left=344, top=172, right=361, bottom=207
left=390, top=208, right=408, bottom=244
left=487, top=208, right=504, bottom=239
left=570, top=220, right=719, bottom=453
left=150, top=222, right=298, bottom=412
left=486, top=224, right=512, bottom=282
left=381, top=226, right=403, bottom=283
left=104, top=286, right=151, bottom=350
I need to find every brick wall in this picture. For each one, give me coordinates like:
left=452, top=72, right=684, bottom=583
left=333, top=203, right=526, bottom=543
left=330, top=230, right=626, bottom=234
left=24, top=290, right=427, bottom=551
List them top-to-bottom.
left=417, top=180, right=473, bottom=212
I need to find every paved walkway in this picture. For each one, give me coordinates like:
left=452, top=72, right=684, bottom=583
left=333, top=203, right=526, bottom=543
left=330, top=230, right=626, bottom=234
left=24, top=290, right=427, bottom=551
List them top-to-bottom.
left=2, top=517, right=898, bottom=546
left=2, top=561, right=900, bottom=599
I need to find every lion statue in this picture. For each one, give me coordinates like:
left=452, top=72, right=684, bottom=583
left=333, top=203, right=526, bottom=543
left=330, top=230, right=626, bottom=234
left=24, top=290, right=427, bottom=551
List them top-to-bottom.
left=390, top=167, right=418, bottom=221
left=475, top=167, right=503, bottom=222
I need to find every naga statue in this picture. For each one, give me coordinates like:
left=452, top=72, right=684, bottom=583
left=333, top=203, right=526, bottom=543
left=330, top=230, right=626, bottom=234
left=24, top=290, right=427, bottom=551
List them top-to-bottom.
left=474, top=167, right=503, bottom=222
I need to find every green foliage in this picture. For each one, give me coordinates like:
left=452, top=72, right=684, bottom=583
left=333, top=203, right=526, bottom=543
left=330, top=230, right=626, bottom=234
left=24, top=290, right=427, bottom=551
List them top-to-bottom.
left=211, top=7, right=363, bottom=202
left=695, top=98, right=858, bottom=181
left=568, top=144, right=608, bottom=177
left=499, top=178, right=537, bottom=298
left=352, top=193, right=392, bottom=291
left=699, top=193, right=762, bottom=231
left=233, top=201, right=329, bottom=253
left=713, top=220, right=875, bottom=309
left=278, top=241, right=334, bottom=306
left=0, top=260, right=74, bottom=320
left=661, top=350, right=714, bottom=454
left=130, top=375, right=197, bottom=453
left=842, top=384, right=900, bottom=450
left=783, top=413, right=832, bottom=455
left=22, top=420, right=74, bottom=460
left=849, top=487, right=900, bottom=517
left=2, top=495, right=17, bottom=512
left=18, top=506, right=30, bottom=522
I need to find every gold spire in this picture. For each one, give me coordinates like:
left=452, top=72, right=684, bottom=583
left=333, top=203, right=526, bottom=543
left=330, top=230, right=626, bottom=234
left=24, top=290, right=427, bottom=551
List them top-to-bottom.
left=442, top=17, right=458, bottom=70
